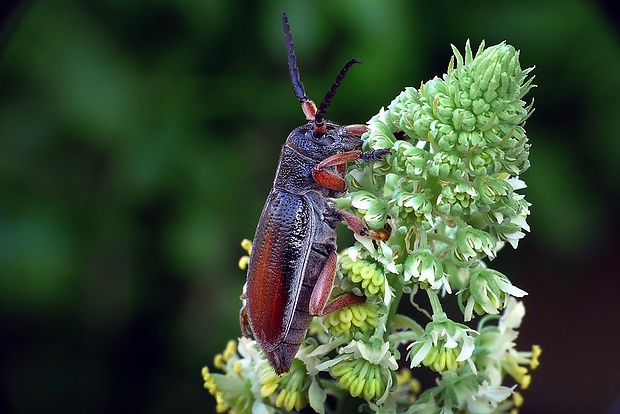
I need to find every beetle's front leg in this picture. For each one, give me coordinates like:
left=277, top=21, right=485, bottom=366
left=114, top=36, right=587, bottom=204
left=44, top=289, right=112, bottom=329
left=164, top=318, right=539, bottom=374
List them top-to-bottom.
left=312, top=148, right=391, bottom=192
left=312, top=150, right=362, bottom=192
left=309, top=251, right=365, bottom=316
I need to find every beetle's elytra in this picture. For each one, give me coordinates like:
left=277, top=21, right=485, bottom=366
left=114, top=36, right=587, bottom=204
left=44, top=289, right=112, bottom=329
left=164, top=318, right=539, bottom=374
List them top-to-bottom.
left=240, top=13, right=390, bottom=375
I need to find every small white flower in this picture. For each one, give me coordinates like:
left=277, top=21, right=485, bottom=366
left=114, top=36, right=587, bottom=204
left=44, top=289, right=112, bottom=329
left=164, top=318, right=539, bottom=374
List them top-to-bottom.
left=431, top=272, right=453, bottom=295
left=499, top=297, right=526, bottom=333
left=407, top=314, right=478, bottom=373
left=341, top=339, right=398, bottom=370
left=465, top=382, right=515, bottom=413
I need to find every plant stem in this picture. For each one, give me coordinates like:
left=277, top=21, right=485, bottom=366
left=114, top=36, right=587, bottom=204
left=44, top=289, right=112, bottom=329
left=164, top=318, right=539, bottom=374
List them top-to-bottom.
left=426, top=288, right=444, bottom=316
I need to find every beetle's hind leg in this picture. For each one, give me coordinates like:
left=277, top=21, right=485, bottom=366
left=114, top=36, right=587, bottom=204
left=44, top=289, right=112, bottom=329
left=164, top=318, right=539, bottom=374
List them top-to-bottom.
left=308, top=250, right=365, bottom=316
left=239, top=286, right=253, bottom=338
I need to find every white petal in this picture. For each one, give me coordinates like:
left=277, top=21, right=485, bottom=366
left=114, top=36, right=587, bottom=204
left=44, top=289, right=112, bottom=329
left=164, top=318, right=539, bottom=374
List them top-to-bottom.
left=507, top=177, right=527, bottom=190
left=354, top=233, right=377, bottom=255
left=496, top=278, right=528, bottom=297
left=464, top=295, right=475, bottom=322
left=500, top=298, right=525, bottom=330
left=444, top=335, right=458, bottom=349
left=456, top=335, right=476, bottom=361
left=409, top=338, right=432, bottom=367
left=481, top=384, right=514, bottom=402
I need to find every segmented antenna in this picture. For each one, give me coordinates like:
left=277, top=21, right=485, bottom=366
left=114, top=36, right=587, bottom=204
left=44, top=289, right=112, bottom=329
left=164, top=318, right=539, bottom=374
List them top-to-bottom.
left=281, top=12, right=362, bottom=135
left=281, top=13, right=308, bottom=104
left=313, top=58, right=362, bottom=132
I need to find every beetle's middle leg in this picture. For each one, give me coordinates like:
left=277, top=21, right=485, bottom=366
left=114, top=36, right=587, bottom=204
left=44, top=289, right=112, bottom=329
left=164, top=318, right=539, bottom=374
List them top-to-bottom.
left=337, top=209, right=390, bottom=241
left=309, top=251, right=365, bottom=316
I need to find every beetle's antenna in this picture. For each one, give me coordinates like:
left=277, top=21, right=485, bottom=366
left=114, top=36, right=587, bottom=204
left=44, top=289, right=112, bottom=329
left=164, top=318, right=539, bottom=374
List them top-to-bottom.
left=281, top=13, right=309, bottom=104
left=313, top=58, right=362, bottom=135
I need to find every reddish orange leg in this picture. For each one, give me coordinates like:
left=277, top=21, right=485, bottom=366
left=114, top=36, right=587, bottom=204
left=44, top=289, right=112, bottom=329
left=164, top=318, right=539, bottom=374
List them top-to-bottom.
left=308, top=143, right=391, bottom=317
left=312, top=148, right=391, bottom=192
left=312, top=150, right=363, bottom=192
left=338, top=210, right=390, bottom=241
left=309, top=251, right=365, bottom=316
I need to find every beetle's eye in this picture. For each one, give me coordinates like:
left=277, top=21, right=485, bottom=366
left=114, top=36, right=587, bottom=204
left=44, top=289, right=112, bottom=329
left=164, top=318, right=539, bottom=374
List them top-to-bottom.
left=308, top=131, right=334, bottom=146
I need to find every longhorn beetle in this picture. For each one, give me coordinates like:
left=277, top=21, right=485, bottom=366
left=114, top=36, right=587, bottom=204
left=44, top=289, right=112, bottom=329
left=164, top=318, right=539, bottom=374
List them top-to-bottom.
left=240, top=13, right=390, bottom=375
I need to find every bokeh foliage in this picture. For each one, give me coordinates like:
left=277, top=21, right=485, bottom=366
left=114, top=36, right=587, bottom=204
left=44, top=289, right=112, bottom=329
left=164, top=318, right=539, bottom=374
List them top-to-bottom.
left=1, top=0, right=619, bottom=413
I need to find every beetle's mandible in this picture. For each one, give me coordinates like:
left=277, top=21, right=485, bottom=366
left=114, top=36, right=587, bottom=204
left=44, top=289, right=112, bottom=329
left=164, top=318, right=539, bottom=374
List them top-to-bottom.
left=240, top=12, right=391, bottom=375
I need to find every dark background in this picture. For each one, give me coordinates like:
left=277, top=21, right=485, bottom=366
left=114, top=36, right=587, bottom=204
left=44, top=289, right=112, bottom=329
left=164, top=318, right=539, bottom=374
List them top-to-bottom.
left=1, top=0, right=619, bottom=413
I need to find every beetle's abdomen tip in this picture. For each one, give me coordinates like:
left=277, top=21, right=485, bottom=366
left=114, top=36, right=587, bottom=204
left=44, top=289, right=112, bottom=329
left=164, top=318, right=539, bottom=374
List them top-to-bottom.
left=265, top=346, right=297, bottom=375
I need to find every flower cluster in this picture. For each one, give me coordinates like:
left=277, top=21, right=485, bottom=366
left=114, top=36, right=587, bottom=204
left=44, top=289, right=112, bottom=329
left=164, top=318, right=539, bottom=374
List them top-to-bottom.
left=204, top=41, right=540, bottom=413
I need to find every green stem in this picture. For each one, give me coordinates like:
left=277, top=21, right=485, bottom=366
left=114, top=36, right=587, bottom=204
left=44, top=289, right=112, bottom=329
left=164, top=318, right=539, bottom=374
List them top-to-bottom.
left=426, top=232, right=453, bottom=245
left=382, top=274, right=404, bottom=342
left=426, top=288, right=444, bottom=316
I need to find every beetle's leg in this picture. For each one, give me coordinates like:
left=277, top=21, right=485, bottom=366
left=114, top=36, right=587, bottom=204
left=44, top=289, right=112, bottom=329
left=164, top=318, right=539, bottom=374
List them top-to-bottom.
left=344, top=124, right=368, bottom=136
left=312, top=148, right=391, bottom=192
left=360, top=148, right=391, bottom=162
left=312, top=150, right=362, bottom=191
left=335, top=209, right=390, bottom=241
left=309, top=251, right=365, bottom=316
left=309, top=251, right=338, bottom=315
left=239, top=288, right=253, bottom=338
left=322, top=291, right=366, bottom=315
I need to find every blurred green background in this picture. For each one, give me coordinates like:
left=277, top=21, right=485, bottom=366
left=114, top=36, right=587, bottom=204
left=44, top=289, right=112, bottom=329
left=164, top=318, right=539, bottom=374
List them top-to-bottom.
left=1, top=0, right=619, bottom=413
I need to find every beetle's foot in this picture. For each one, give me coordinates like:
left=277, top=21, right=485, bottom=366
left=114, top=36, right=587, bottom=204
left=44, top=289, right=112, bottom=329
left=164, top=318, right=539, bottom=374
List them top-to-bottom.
left=360, top=148, right=390, bottom=162
left=367, top=228, right=390, bottom=241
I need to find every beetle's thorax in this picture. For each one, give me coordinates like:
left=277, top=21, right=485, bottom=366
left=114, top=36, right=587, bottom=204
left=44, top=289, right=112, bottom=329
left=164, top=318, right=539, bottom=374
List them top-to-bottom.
left=271, top=122, right=360, bottom=194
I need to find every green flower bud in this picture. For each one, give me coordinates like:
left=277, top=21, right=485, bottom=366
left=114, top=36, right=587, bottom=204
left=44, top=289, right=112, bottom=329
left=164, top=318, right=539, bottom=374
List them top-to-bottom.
left=387, top=40, right=534, bottom=183
left=366, top=116, right=397, bottom=151
left=392, top=140, right=430, bottom=179
left=348, top=165, right=388, bottom=193
left=475, top=176, right=513, bottom=206
left=436, top=181, right=477, bottom=217
left=394, top=190, right=434, bottom=227
left=351, top=191, right=389, bottom=230
left=452, top=226, right=498, bottom=264
left=404, top=249, right=443, bottom=288
left=339, top=255, right=386, bottom=297
left=458, top=267, right=527, bottom=321
left=323, top=301, right=381, bottom=338
left=407, top=313, right=477, bottom=372
left=329, top=340, right=397, bottom=402
left=274, top=359, right=310, bottom=411
left=331, top=359, right=387, bottom=401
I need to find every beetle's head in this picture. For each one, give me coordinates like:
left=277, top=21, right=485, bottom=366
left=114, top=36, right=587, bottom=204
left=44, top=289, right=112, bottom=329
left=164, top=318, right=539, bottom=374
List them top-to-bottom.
left=286, top=121, right=366, bottom=160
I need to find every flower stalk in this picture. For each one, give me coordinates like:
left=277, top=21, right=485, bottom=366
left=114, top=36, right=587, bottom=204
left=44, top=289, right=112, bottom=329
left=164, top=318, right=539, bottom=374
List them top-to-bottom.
left=204, top=40, right=540, bottom=414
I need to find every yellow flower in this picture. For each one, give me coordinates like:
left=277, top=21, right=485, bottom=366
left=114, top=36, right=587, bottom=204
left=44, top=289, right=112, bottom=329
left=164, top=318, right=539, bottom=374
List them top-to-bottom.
left=238, top=239, right=252, bottom=270
left=339, top=255, right=385, bottom=297
left=323, top=301, right=380, bottom=337
left=331, top=359, right=387, bottom=401
left=273, top=360, right=309, bottom=411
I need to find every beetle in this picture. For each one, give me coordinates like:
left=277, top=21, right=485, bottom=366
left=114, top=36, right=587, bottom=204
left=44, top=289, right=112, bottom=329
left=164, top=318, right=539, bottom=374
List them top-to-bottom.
left=240, top=12, right=390, bottom=375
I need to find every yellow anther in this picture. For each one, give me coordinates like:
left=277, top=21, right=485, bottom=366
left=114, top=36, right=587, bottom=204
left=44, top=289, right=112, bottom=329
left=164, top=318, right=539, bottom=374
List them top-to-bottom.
left=240, top=239, right=252, bottom=254
left=238, top=256, right=250, bottom=270
left=223, top=340, right=237, bottom=361
left=530, top=345, right=542, bottom=369
left=213, top=354, right=224, bottom=370
left=233, top=361, right=242, bottom=375
left=519, top=374, right=531, bottom=390
left=261, top=381, right=278, bottom=398
left=513, top=391, right=524, bottom=407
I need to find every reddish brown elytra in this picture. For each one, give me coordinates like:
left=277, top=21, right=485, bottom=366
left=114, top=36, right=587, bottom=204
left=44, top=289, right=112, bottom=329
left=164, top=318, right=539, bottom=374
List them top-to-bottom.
left=239, top=12, right=390, bottom=375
